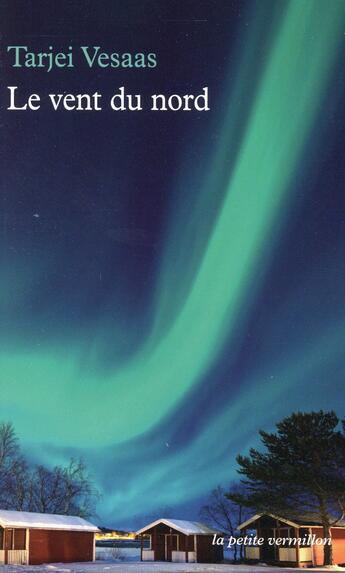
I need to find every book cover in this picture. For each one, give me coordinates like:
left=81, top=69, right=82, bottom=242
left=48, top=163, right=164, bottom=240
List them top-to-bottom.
left=1, top=0, right=344, bottom=569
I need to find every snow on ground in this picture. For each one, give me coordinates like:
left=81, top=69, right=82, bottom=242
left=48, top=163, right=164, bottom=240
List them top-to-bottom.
left=1, top=549, right=345, bottom=572
left=1, top=562, right=345, bottom=573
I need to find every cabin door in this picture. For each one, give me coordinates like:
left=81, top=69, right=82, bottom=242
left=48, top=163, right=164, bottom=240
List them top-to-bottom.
left=4, top=529, right=14, bottom=565
left=261, top=529, right=276, bottom=562
left=156, top=534, right=165, bottom=561
left=166, top=534, right=178, bottom=561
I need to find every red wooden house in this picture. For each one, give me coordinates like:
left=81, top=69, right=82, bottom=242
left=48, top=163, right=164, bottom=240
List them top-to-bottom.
left=0, top=509, right=99, bottom=565
left=239, top=512, right=345, bottom=568
left=136, top=518, right=223, bottom=563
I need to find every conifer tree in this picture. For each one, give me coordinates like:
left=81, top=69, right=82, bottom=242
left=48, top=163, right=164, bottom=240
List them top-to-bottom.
left=228, top=411, right=345, bottom=566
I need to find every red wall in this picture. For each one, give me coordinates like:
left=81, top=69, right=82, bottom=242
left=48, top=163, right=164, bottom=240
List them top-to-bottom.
left=311, top=527, right=345, bottom=567
left=29, top=529, right=94, bottom=565
left=332, top=529, right=345, bottom=566
left=196, top=535, right=223, bottom=563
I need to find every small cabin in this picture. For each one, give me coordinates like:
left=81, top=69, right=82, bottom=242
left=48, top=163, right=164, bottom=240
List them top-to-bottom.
left=0, top=509, right=99, bottom=565
left=239, top=512, right=345, bottom=568
left=136, top=518, right=223, bottom=563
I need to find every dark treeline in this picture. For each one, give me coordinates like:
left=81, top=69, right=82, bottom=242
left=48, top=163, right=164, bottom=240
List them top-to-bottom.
left=0, top=422, right=99, bottom=518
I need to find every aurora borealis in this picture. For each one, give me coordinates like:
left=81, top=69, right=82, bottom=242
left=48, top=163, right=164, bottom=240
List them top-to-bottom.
left=1, top=0, right=345, bottom=527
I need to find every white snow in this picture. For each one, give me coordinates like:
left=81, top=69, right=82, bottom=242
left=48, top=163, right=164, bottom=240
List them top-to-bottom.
left=0, top=509, right=99, bottom=532
left=137, top=518, right=219, bottom=536
left=1, top=561, right=345, bottom=572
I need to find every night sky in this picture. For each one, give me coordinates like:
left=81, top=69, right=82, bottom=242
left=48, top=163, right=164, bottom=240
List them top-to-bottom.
left=1, top=0, right=345, bottom=528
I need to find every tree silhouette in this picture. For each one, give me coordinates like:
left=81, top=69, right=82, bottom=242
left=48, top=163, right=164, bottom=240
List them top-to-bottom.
left=228, top=411, right=345, bottom=566
left=0, top=422, right=99, bottom=518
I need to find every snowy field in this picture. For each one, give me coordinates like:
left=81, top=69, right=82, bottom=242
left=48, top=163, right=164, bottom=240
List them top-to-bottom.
left=0, top=550, right=344, bottom=573
left=1, top=561, right=345, bottom=573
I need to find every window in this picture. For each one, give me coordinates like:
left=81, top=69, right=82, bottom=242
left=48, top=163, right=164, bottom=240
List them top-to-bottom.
left=278, top=527, right=291, bottom=545
left=299, top=528, right=311, bottom=546
left=4, top=529, right=26, bottom=550
left=13, top=529, right=26, bottom=550
left=5, top=530, right=13, bottom=550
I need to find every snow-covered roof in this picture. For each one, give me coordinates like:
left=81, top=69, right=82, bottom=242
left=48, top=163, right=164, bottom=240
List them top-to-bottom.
left=0, top=509, right=99, bottom=532
left=238, top=512, right=345, bottom=530
left=238, top=513, right=297, bottom=530
left=136, top=518, right=220, bottom=536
